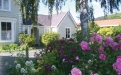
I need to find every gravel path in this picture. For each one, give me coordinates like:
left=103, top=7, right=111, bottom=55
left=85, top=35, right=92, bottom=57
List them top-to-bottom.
left=0, top=49, right=42, bottom=75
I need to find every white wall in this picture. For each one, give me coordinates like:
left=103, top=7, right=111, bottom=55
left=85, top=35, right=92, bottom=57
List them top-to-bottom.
left=57, top=13, right=77, bottom=39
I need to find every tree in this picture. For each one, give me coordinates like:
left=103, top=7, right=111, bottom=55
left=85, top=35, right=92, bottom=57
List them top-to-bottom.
left=13, top=0, right=121, bottom=39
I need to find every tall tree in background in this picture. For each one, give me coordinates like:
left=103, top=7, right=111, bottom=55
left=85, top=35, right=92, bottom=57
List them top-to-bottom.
left=13, top=0, right=121, bottom=37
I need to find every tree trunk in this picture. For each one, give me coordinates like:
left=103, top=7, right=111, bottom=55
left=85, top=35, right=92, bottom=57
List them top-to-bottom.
left=80, top=0, right=89, bottom=41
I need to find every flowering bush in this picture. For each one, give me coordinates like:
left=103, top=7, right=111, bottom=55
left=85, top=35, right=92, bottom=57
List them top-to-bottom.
left=6, top=33, right=121, bottom=75
left=34, top=33, right=121, bottom=75
left=6, top=52, right=36, bottom=75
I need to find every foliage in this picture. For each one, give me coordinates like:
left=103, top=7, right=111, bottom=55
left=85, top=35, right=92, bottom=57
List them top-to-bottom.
left=13, top=0, right=39, bottom=25
left=13, top=0, right=121, bottom=26
left=96, top=13, right=121, bottom=20
left=89, top=22, right=100, bottom=35
left=112, top=25, right=121, bottom=37
left=97, top=27, right=113, bottom=37
left=6, top=32, right=121, bottom=75
left=41, top=32, right=59, bottom=47
left=19, top=33, right=36, bottom=47
left=19, top=33, right=26, bottom=43
left=35, top=33, right=121, bottom=75
left=24, top=34, right=36, bottom=47
left=0, top=43, right=35, bottom=53
left=9, top=44, right=19, bottom=50
left=6, top=52, right=37, bottom=75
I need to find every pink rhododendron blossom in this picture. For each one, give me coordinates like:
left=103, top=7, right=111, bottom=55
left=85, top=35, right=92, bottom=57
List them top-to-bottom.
left=91, top=32, right=98, bottom=36
left=116, top=34, right=121, bottom=40
left=95, top=35, right=102, bottom=43
left=90, top=37, right=95, bottom=42
left=105, top=37, right=114, bottom=43
left=79, top=41, right=91, bottom=51
left=103, top=42, right=109, bottom=47
left=110, top=42, right=118, bottom=47
left=98, top=46, right=104, bottom=53
left=99, top=54, right=106, bottom=60
left=75, top=56, right=80, bottom=61
left=117, top=56, right=121, bottom=59
left=113, top=58, right=121, bottom=75
left=71, top=68, right=82, bottom=75
left=93, top=73, right=99, bottom=75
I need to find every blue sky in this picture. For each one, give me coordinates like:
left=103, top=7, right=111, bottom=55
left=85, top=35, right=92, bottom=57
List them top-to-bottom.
left=38, top=0, right=120, bottom=22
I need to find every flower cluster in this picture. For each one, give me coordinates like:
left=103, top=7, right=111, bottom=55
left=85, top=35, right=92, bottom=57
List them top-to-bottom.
left=90, top=33, right=102, bottom=43
left=79, top=41, right=90, bottom=51
left=113, top=56, right=121, bottom=75
left=71, top=68, right=82, bottom=75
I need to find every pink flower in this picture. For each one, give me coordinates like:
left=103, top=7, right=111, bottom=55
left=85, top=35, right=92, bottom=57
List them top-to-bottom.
left=91, top=32, right=98, bottom=36
left=116, top=34, right=121, bottom=40
left=95, top=35, right=102, bottom=43
left=90, top=37, right=95, bottom=42
left=105, top=37, right=114, bottom=43
left=79, top=41, right=91, bottom=51
left=103, top=42, right=109, bottom=47
left=98, top=46, right=104, bottom=53
left=99, top=54, right=106, bottom=60
left=35, top=55, right=39, bottom=59
left=75, top=56, right=80, bottom=61
left=117, top=56, right=121, bottom=59
left=113, top=58, right=121, bottom=75
left=36, top=68, right=40, bottom=71
left=71, top=68, right=82, bottom=75
left=93, top=73, right=99, bottom=75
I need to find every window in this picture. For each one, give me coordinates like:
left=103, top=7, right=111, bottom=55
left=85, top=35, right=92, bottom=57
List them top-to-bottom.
left=0, top=0, right=10, bottom=11
left=1, top=22, right=12, bottom=40
left=24, top=27, right=28, bottom=34
left=66, top=28, right=71, bottom=38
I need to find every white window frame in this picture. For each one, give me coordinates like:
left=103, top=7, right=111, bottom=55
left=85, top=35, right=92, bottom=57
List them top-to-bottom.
left=0, top=0, right=11, bottom=11
left=0, top=17, right=16, bottom=42
left=65, top=27, right=71, bottom=39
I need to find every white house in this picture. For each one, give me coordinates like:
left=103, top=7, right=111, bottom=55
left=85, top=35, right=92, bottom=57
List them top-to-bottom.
left=0, top=0, right=22, bottom=45
left=0, top=0, right=77, bottom=45
left=22, top=11, right=77, bottom=44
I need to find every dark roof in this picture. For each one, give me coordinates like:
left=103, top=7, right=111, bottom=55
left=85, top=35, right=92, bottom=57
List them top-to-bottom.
left=23, top=11, right=68, bottom=26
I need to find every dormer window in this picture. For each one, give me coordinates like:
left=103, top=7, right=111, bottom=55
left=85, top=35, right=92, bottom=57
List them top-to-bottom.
left=0, top=0, right=11, bottom=11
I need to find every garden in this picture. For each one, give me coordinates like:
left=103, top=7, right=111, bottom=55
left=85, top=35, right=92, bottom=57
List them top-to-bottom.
left=5, top=24, right=121, bottom=75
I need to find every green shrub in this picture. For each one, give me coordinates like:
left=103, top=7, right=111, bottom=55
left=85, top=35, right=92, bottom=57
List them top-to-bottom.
left=89, top=22, right=100, bottom=34
left=112, top=25, right=121, bottom=37
left=97, top=27, right=113, bottom=37
left=41, top=32, right=59, bottom=47
left=19, top=33, right=36, bottom=47
left=19, top=33, right=26, bottom=43
left=24, top=34, right=36, bottom=47
left=9, top=43, right=19, bottom=50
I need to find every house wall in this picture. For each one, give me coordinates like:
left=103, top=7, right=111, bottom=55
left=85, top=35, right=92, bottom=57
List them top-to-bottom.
left=0, top=0, right=22, bottom=44
left=57, top=13, right=77, bottom=39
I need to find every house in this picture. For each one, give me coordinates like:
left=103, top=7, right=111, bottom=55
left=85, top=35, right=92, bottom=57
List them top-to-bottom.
left=0, top=0, right=22, bottom=45
left=22, top=11, right=77, bottom=44
left=94, top=19, right=121, bottom=27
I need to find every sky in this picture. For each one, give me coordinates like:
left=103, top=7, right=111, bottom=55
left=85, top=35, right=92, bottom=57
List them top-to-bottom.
left=38, top=0, right=121, bottom=22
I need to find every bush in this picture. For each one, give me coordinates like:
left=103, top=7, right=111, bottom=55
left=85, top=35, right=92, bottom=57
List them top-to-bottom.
left=89, top=22, right=100, bottom=34
left=112, top=25, right=121, bottom=37
left=97, top=27, right=113, bottom=37
left=41, top=32, right=59, bottom=47
left=19, top=33, right=36, bottom=47
left=35, top=33, right=121, bottom=75
left=24, top=34, right=36, bottom=47
left=9, top=43, right=19, bottom=50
